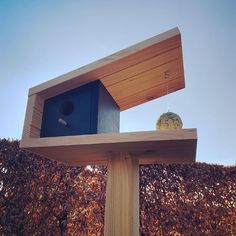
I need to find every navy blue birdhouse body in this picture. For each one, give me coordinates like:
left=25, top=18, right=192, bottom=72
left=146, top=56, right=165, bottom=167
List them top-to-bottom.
left=40, top=81, right=120, bottom=137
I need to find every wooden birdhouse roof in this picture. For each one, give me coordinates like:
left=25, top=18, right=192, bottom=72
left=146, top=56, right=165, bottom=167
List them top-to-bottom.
left=29, top=27, right=185, bottom=111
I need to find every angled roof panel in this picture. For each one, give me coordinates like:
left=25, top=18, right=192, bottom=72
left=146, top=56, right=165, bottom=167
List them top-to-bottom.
left=29, top=27, right=185, bottom=111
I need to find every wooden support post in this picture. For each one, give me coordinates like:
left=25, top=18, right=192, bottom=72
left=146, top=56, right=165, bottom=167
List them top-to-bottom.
left=104, top=153, right=139, bottom=236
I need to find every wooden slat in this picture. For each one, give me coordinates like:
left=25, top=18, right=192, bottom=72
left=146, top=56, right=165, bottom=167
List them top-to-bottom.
left=27, top=28, right=183, bottom=112
left=92, top=34, right=181, bottom=82
left=101, top=47, right=181, bottom=87
left=106, top=58, right=182, bottom=100
left=118, top=77, right=185, bottom=110
left=22, top=94, right=44, bottom=139
left=22, top=95, right=37, bottom=139
left=34, top=95, right=44, bottom=112
left=31, top=108, right=43, bottom=130
left=29, top=125, right=41, bottom=138
left=20, top=129, right=197, bottom=165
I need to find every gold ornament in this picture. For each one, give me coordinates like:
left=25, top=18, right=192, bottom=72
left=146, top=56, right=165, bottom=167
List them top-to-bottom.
left=156, top=112, right=183, bottom=130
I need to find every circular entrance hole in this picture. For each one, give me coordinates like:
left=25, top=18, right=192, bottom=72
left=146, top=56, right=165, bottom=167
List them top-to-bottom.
left=60, top=101, right=74, bottom=116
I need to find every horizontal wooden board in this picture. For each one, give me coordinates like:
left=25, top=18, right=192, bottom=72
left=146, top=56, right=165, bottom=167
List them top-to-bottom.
left=27, top=27, right=184, bottom=111
left=101, top=47, right=181, bottom=87
left=107, top=59, right=182, bottom=96
left=118, top=77, right=185, bottom=110
left=20, top=129, right=197, bottom=166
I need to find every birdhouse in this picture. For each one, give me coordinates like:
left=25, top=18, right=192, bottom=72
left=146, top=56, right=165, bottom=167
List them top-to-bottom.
left=20, top=27, right=197, bottom=165
left=40, top=80, right=119, bottom=137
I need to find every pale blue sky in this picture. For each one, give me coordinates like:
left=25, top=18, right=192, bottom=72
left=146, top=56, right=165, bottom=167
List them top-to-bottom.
left=0, top=0, right=235, bottom=165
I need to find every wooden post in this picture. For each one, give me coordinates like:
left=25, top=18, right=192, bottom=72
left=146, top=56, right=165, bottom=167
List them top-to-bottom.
left=104, top=152, right=139, bottom=236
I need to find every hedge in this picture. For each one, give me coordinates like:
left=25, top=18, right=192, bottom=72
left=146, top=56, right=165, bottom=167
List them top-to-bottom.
left=0, top=139, right=235, bottom=235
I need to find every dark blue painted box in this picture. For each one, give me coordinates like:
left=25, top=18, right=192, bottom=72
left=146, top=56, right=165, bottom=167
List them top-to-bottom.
left=40, top=81, right=120, bottom=137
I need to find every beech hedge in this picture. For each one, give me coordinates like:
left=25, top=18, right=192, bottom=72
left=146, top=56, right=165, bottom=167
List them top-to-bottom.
left=0, top=139, right=235, bottom=235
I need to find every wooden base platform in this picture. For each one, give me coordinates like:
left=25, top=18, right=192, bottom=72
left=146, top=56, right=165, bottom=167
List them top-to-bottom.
left=20, top=129, right=197, bottom=165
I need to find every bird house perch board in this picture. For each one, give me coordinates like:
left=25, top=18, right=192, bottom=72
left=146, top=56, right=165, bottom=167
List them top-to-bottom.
left=20, top=27, right=197, bottom=236
left=20, top=129, right=197, bottom=165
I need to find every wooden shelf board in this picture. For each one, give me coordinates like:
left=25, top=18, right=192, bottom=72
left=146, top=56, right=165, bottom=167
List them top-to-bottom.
left=28, top=27, right=184, bottom=111
left=20, top=129, right=197, bottom=166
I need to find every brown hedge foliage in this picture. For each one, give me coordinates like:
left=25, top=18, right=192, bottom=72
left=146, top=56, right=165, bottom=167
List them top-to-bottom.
left=0, top=139, right=236, bottom=235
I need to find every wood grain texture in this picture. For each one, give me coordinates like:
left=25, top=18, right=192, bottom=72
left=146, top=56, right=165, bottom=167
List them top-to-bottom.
left=27, top=27, right=184, bottom=111
left=101, top=47, right=181, bottom=87
left=107, top=58, right=183, bottom=109
left=118, top=77, right=184, bottom=110
left=22, top=94, right=44, bottom=139
left=20, top=129, right=197, bottom=165
left=104, top=153, right=139, bottom=236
